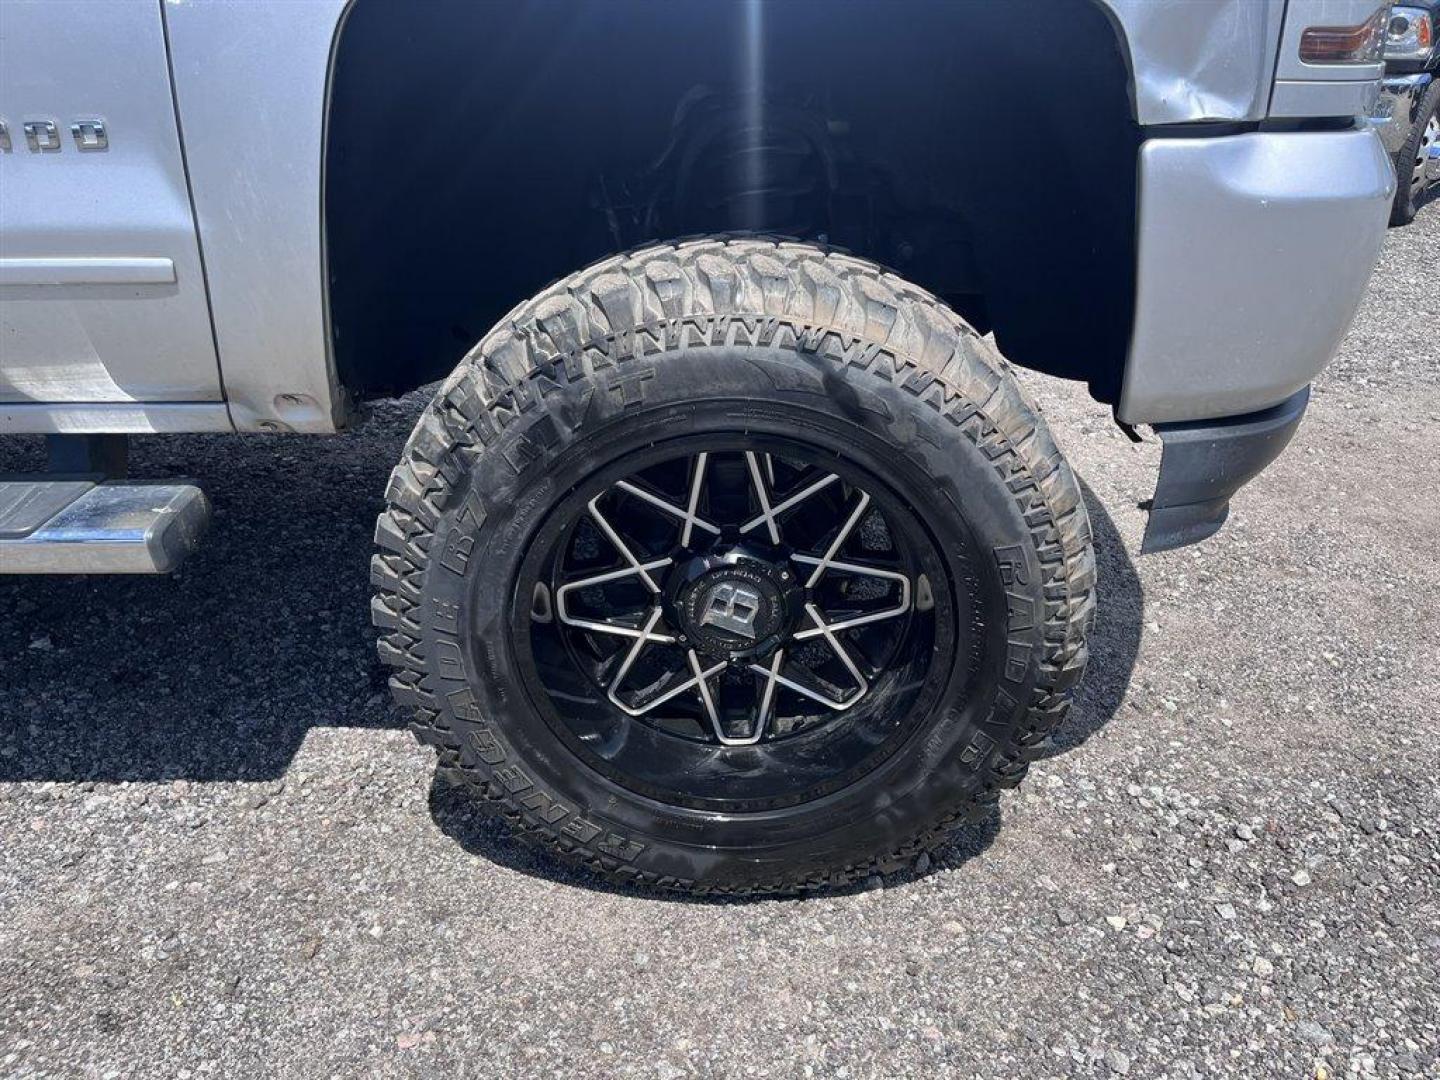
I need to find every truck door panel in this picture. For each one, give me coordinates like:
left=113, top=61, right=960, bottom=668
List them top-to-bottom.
left=0, top=0, right=221, bottom=406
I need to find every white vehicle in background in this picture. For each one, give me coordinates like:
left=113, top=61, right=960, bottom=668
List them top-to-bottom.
left=0, top=0, right=1395, bottom=894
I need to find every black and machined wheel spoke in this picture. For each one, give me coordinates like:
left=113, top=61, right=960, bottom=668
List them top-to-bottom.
left=543, top=440, right=929, bottom=748
left=614, top=451, right=720, bottom=547
left=680, top=451, right=712, bottom=548
left=740, top=451, right=840, bottom=544
left=783, top=488, right=912, bottom=696
left=797, top=489, right=872, bottom=580
left=554, top=495, right=676, bottom=641
left=586, top=496, right=665, bottom=592
left=790, top=557, right=911, bottom=638
left=555, top=564, right=675, bottom=642
left=800, top=602, right=869, bottom=701
left=603, top=607, right=669, bottom=711
left=609, top=645, right=725, bottom=718
left=745, top=645, right=858, bottom=711
left=753, top=648, right=785, bottom=732
left=685, top=650, right=726, bottom=741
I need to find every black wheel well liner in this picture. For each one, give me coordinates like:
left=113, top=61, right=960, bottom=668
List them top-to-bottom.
left=324, top=0, right=1140, bottom=406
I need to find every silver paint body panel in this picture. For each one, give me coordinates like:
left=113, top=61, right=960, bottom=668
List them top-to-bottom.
left=0, top=0, right=222, bottom=409
left=0, top=0, right=1394, bottom=435
left=163, top=0, right=351, bottom=434
left=1099, top=0, right=1288, bottom=123
left=1270, top=76, right=1383, bottom=117
left=1119, top=129, right=1393, bottom=425
left=0, top=400, right=232, bottom=434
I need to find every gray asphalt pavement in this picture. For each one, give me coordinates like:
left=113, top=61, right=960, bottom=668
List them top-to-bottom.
left=1, top=206, right=1436, bottom=1079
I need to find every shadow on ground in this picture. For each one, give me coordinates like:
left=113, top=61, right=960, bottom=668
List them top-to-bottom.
left=0, top=416, right=413, bottom=784
left=2, top=421, right=1141, bottom=894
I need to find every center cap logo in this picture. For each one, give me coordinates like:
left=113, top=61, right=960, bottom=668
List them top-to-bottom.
left=676, top=557, right=794, bottom=659
left=699, top=581, right=764, bottom=639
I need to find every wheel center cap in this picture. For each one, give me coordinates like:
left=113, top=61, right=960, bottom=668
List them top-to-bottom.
left=671, top=550, right=799, bottom=660
left=698, top=579, right=766, bottom=639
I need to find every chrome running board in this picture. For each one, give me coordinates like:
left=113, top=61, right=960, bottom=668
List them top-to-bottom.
left=0, top=481, right=210, bottom=574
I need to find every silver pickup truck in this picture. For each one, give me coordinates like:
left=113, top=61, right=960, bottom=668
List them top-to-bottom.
left=0, top=0, right=1396, bottom=894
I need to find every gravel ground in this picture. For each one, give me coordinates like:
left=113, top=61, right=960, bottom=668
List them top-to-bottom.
left=1, top=206, right=1437, bottom=1079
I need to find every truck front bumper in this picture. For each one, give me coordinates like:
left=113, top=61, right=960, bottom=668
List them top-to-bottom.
left=1119, top=127, right=1393, bottom=553
left=1118, top=128, right=1393, bottom=427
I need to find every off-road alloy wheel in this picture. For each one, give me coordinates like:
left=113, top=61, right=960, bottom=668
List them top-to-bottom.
left=373, top=238, right=1095, bottom=895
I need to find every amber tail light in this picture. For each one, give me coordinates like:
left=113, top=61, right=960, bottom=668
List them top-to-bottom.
left=1299, top=7, right=1388, bottom=62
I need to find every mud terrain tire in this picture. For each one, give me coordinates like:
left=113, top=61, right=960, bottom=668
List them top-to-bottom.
left=372, top=238, right=1095, bottom=895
